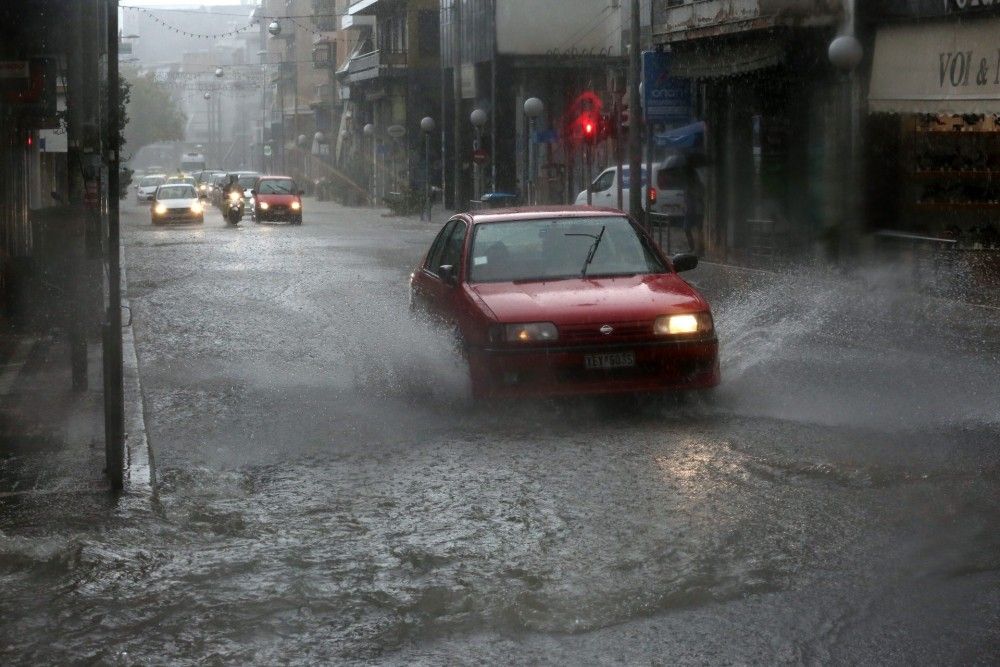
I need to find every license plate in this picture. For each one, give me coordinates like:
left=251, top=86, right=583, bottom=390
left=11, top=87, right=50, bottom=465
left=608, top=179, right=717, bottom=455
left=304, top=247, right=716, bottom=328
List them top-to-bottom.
left=584, top=351, right=636, bottom=370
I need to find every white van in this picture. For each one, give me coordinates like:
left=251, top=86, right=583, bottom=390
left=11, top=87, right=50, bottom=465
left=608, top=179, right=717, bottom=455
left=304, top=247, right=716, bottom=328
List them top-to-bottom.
left=575, top=155, right=687, bottom=221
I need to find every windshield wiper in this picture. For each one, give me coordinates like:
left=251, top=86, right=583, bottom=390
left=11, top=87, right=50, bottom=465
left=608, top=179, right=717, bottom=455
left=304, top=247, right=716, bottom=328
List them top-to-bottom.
left=565, top=225, right=606, bottom=277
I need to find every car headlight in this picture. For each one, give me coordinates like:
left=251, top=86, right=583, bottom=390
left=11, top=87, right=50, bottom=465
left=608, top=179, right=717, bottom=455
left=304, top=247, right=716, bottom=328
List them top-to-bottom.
left=199, top=184, right=207, bottom=191
left=290, top=201, right=301, bottom=210
left=190, top=202, right=203, bottom=214
left=259, top=202, right=269, bottom=210
left=154, top=204, right=167, bottom=215
left=653, top=312, right=714, bottom=336
left=502, top=322, right=558, bottom=343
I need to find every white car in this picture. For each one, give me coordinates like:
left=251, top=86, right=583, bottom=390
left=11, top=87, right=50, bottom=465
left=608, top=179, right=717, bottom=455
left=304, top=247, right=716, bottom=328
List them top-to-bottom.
left=575, top=156, right=687, bottom=221
left=136, top=174, right=167, bottom=203
left=150, top=183, right=205, bottom=225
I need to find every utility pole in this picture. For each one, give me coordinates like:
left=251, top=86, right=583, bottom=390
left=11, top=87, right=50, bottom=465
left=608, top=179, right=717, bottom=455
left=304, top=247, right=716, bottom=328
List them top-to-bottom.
left=452, top=0, right=464, bottom=211
left=627, top=0, right=642, bottom=220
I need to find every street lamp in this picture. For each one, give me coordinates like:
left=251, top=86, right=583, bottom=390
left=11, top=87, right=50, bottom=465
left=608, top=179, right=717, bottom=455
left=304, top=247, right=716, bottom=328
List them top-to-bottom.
left=268, top=20, right=281, bottom=37
left=828, top=32, right=863, bottom=263
left=214, top=67, right=224, bottom=78
left=203, top=92, right=212, bottom=167
left=523, top=97, right=544, bottom=205
left=470, top=108, right=487, bottom=201
left=420, top=116, right=435, bottom=220
left=363, top=123, right=376, bottom=205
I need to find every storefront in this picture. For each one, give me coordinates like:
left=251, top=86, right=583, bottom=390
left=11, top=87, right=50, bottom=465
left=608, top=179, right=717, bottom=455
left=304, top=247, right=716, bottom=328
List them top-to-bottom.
left=865, top=7, right=1000, bottom=299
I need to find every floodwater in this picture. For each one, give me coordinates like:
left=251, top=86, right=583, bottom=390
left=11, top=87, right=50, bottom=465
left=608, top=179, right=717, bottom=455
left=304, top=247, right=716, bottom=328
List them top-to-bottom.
left=1, top=203, right=998, bottom=664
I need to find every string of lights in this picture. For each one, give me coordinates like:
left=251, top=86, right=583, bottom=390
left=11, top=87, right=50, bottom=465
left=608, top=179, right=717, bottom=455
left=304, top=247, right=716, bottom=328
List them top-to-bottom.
left=122, top=6, right=341, bottom=39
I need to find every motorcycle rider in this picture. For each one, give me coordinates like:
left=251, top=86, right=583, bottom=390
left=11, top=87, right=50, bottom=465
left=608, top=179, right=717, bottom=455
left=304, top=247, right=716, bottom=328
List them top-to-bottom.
left=222, top=173, right=245, bottom=223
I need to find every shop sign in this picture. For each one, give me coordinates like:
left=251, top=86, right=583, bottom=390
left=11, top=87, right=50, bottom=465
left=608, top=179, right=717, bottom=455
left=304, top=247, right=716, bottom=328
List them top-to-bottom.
left=870, top=20, right=1000, bottom=113
left=643, top=51, right=692, bottom=127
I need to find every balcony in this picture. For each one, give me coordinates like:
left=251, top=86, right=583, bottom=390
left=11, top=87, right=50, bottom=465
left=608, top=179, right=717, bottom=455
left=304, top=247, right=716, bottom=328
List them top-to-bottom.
left=652, top=0, right=843, bottom=42
left=346, top=49, right=407, bottom=83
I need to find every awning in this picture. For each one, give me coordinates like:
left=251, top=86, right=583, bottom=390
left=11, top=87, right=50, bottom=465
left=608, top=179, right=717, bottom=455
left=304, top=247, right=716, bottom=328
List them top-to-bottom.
left=869, top=19, right=1000, bottom=114
left=670, top=40, right=784, bottom=79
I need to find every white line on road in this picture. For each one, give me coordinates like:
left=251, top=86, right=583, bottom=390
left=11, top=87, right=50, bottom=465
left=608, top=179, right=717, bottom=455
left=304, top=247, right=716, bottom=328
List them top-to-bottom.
left=0, top=338, right=36, bottom=396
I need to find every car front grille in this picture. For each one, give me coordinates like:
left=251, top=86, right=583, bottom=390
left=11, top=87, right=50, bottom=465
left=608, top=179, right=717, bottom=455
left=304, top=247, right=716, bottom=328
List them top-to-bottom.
left=559, top=321, right=654, bottom=345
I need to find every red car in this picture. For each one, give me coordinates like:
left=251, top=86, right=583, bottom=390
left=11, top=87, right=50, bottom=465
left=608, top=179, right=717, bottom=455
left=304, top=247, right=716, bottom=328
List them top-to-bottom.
left=251, top=176, right=304, bottom=224
left=410, top=206, right=720, bottom=398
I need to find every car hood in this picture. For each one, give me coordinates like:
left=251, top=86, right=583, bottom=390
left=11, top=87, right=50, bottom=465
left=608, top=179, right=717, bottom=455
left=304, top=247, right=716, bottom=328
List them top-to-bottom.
left=257, top=193, right=297, bottom=203
left=157, top=198, right=198, bottom=207
left=470, top=273, right=708, bottom=324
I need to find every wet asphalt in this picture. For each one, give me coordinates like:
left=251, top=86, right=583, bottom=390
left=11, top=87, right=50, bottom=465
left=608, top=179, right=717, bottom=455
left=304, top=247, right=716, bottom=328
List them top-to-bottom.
left=1, top=198, right=998, bottom=664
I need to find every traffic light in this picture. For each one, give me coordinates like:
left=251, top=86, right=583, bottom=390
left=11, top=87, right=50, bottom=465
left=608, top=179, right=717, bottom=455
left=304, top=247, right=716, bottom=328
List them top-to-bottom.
left=582, top=117, right=596, bottom=145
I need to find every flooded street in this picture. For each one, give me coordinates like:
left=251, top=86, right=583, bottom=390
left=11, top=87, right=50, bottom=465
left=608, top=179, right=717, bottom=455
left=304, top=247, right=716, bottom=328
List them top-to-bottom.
left=1, top=200, right=995, bottom=664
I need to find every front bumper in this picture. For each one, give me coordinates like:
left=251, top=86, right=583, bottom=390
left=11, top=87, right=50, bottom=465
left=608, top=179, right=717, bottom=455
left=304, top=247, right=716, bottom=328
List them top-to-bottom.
left=257, top=205, right=300, bottom=220
left=152, top=209, right=203, bottom=223
left=469, top=337, right=720, bottom=398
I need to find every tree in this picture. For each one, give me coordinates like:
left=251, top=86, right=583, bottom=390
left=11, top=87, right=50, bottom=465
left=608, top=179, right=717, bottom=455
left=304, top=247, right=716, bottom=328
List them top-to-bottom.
left=122, top=68, right=186, bottom=158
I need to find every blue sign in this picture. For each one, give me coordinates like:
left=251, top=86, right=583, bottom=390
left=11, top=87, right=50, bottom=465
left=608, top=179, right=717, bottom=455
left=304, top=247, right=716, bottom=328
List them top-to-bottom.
left=643, top=51, right=692, bottom=127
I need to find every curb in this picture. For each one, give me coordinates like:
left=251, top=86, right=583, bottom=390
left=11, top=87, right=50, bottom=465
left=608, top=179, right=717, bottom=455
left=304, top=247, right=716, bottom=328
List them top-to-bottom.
left=120, top=241, right=155, bottom=499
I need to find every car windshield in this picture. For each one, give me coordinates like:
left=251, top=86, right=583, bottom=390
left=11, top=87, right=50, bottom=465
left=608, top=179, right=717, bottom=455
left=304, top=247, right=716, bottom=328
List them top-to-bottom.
left=237, top=174, right=259, bottom=188
left=140, top=176, right=164, bottom=187
left=257, top=179, right=296, bottom=194
left=157, top=185, right=196, bottom=199
left=468, top=216, right=666, bottom=283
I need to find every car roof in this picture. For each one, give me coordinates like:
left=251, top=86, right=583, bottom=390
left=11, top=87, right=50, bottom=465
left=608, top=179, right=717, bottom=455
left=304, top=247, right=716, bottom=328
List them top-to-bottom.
left=256, top=175, right=294, bottom=180
left=465, top=206, right=631, bottom=225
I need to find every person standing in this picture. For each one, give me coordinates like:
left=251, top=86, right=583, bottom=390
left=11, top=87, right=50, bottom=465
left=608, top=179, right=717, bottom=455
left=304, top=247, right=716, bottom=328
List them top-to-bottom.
left=683, top=163, right=704, bottom=254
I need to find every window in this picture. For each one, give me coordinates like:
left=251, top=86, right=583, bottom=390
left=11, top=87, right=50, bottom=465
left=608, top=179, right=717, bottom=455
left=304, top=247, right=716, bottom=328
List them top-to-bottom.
left=417, top=11, right=439, bottom=57
left=592, top=170, right=615, bottom=193
left=257, top=179, right=296, bottom=194
left=156, top=185, right=196, bottom=199
left=426, top=220, right=458, bottom=272
left=439, top=221, right=468, bottom=269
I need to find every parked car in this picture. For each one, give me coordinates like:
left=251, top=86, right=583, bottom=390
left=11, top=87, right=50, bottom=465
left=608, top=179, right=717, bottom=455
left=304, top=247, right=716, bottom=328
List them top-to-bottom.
left=575, top=155, right=687, bottom=222
left=135, top=174, right=166, bottom=203
left=252, top=176, right=303, bottom=224
left=150, top=183, right=205, bottom=225
left=410, top=206, right=719, bottom=399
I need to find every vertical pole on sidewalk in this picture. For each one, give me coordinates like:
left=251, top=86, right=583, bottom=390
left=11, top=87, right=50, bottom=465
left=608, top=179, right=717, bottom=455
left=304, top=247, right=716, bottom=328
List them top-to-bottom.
left=105, top=0, right=124, bottom=491
left=452, top=0, right=464, bottom=211
left=627, top=0, right=642, bottom=220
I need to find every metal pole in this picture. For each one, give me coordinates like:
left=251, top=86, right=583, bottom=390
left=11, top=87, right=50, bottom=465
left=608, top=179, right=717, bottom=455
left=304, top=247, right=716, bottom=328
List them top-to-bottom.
left=105, top=0, right=124, bottom=492
left=452, top=0, right=464, bottom=210
left=490, top=0, right=498, bottom=193
left=627, top=0, right=642, bottom=219
left=615, top=92, right=624, bottom=210
left=528, top=117, right=536, bottom=204
left=424, top=131, right=431, bottom=219
left=586, top=144, right=593, bottom=206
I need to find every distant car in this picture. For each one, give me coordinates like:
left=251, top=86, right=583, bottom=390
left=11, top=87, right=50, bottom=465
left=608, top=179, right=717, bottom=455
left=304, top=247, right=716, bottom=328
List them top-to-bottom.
left=575, top=156, right=687, bottom=221
left=136, top=174, right=166, bottom=203
left=165, top=175, right=197, bottom=188
left=252, top=176, right=303, bottom=224
left=150, top=183, right=205, bottom=225
left=410, top=206, right=720, bottom=399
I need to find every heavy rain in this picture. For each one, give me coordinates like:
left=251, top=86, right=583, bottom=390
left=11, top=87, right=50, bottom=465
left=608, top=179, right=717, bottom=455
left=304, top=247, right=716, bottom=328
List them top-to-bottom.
left=1, top=1, right=998, bottom=664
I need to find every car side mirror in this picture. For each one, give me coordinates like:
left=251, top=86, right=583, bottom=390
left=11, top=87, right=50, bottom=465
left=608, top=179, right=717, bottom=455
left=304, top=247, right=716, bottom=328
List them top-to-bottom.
left=250, top=189, right=257, bottom=197
left=671, top=253, right=698, bottom=273
left=438, top=264, right=458, bottom=285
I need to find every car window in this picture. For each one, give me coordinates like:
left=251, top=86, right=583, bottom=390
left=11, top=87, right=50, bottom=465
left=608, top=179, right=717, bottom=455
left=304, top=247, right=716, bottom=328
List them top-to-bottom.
left=619, top=167, right=648, bottom=190
left=592, top=170, right=615, bottom=192
left=238, top=175, right=259, bottom=188
left=140, top=176, right=164, bottom=187
left=258, top=179, right=296, bottom=194
left=156, top=185, right=196, bottom=199
left=468, top=216, right=665, bottom=283
left=426, top=220, right=458, bottom=272
left=439, top=221, right=468, bottom=270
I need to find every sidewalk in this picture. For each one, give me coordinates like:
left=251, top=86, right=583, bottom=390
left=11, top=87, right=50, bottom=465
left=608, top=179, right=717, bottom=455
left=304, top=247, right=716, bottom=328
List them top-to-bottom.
left=0, top=328, right=109, bottom=530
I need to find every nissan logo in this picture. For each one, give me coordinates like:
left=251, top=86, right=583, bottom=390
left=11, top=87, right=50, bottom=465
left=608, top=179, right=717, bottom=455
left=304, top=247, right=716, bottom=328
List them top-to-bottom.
left=600, top=324, right=614, bottom=335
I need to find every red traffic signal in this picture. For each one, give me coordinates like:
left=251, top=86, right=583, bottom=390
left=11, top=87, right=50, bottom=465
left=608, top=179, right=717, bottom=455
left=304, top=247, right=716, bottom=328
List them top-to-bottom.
left=583, top=119, right=596, bottom=143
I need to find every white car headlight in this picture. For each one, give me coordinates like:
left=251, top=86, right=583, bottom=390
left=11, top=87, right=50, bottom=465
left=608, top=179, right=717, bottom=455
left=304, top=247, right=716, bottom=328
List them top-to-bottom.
left=290, top=201, right=301, bottom=210
left=190, top=202, right=204, bottom=214
left=259, top=202, right=269, bottom=210
left=154, top=203, right=167, bottom=215
left=653, top=313, right=714, bottom=336
left=503, top=322, right=558, bottom=343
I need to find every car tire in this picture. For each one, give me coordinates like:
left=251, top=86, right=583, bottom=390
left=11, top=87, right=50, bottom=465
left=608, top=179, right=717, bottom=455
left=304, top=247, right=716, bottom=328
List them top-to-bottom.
left=292, top=216, right=302, bottom=225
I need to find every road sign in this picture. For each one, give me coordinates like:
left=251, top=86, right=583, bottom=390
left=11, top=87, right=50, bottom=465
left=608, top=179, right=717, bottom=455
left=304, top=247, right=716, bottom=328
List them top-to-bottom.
left=643, top=51, right=691, bottom=127
left=387, top=124, right=405, bottom=139
left=263, top=145, right=272, bottom=157
left=472, top=149, right=489, bottom=165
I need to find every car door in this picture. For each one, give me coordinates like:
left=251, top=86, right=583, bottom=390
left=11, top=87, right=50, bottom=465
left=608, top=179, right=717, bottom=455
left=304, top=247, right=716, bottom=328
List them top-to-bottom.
left=590, top=169, right=616, bottom=207
left=411, top=219, right=458, bottom=312
left=421, top=219, right=469, bottom=325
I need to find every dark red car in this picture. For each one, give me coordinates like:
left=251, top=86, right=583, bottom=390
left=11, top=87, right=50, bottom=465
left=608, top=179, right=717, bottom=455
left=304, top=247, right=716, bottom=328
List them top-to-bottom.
left=251, top=175, right=303, bottom=224
left=410, top=206, right=720, bottom=398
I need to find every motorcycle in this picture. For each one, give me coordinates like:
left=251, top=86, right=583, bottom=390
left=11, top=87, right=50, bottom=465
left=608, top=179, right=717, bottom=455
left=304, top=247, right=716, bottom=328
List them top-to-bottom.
left=225, top=191, right=245, bottom=226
